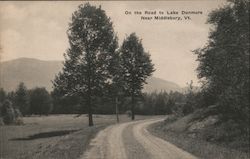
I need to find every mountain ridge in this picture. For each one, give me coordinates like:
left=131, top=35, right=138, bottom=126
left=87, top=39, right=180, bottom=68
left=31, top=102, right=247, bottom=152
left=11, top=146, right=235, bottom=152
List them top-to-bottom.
left=0, top=58, right=182, bottom=93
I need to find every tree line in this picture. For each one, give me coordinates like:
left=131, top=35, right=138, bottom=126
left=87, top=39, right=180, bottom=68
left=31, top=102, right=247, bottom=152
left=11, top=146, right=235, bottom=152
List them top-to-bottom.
left=0, top=82, right=191, bottom=124
left=0, top=83, right=53, bottom=117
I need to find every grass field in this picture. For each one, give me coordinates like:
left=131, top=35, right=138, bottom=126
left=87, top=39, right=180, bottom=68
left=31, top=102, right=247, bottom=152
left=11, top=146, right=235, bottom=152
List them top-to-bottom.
left=0, top=114, right=150, bottom=159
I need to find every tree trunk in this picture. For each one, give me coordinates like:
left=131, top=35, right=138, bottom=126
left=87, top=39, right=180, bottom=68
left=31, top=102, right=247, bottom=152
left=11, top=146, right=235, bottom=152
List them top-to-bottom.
left=87, top=50, right=93, bottom=127
left=87, top=91, right=93, bottom=126
left=131, top=93, right=135, bottom=120
left=115, top=97, right=119, bottom=123
left=88, top=112, right=93, bottom=126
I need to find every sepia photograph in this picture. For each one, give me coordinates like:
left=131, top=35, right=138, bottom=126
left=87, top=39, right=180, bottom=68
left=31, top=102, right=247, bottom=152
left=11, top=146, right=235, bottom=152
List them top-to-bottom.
left=0, top=0, right=249, bottom=159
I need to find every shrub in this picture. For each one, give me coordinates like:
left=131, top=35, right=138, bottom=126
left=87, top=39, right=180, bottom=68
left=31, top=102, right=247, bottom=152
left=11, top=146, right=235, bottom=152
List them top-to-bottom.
left=0, top=100, right=23, bottom=125
left=1, top=100, right=15, bottom=125
left=182, top=104, right=194, bottom=115
left=126, top=110, right=132, bottom=117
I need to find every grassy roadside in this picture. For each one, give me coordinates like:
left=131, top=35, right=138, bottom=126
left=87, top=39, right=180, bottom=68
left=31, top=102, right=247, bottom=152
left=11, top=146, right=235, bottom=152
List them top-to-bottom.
left=0, top=114, right=151, bottom=159
left=0, top=115, right=115, bottom=159
left=148, top=119, right=250, bottom=159
left=37, top=122, right=110, bottom=159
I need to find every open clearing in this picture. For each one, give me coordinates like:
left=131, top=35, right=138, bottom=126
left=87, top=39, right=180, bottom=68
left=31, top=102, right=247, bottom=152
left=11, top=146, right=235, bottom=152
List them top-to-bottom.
left=0, top=114, right=151, bottom=159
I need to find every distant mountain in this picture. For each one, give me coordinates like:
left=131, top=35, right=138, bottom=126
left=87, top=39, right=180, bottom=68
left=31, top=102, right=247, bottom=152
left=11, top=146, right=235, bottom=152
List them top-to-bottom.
left=0, top=58, right=181, bottom=93
left=0, top=58, right=63, bottom=92
left=144, top=77, right=181, bottom=93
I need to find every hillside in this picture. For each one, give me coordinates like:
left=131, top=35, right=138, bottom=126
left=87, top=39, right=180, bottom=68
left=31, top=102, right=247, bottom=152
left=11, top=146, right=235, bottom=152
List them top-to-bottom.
left=0, top=58, right=181, bottom=92
left=0, top=58, right=63, bottom=92
left=144, top=77, right=181, bottom=93
left=149, top=107, right=250, bottom=159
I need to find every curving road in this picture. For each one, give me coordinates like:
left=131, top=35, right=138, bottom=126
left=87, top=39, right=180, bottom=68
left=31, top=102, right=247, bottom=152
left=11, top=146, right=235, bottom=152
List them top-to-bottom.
left=82, top=118, right=198, bottom=159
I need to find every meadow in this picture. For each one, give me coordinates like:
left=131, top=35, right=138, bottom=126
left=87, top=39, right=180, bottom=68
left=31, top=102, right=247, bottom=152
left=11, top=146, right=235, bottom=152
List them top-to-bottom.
left=0, top=114, right=149, bottom=159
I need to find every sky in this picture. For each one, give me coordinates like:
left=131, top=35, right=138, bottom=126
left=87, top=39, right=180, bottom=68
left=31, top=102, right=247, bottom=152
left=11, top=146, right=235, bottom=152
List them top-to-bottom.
left=0, top=1, right=226, bottom=87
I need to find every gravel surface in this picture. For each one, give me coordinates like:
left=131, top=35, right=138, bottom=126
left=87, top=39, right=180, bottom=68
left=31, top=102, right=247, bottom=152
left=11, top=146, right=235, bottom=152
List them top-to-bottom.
left=82, top=118, right=198, bottom=159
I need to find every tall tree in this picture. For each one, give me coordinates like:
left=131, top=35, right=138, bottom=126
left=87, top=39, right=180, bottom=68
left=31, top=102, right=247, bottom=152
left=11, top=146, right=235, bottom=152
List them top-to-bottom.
left=194, top=0, right=249, bottom=123
left=53, top=3, right=118, bottom=126
left=120, top=33, right=155, bottom=120
left=106, top=48, right=124, bottom=122
left=13, top=82, right=29, bottom=116
left=0, top=88, right=6, bottom=103
left=29, top=88, right=53, bottom=115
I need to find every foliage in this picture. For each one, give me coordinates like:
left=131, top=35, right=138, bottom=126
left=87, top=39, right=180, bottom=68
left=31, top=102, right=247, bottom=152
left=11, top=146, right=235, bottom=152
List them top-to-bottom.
left=194, top=0, right=249, bottom=130
left=53, top=3, right=118, bottom=126
left=120, top=33, right=155, bottom=119
left=103, top=40, right=124, bottom=116
left=182, top=81, right=196, bottom=115
left=13, top=82, right=30, bottom=116
left=2, top=84, right=55, bottom=117
left=29, top=87, right=53, bottom=115
left=0, top=88, right=6, bottom=103
left=0, top=88, right=6, bottom=118
left=51, top=90, right=83, bottom=114
left=7, top=91, right=15, bottom=102
left=136, top=91, right=184, bottom=115
left=0, top=100, right=23, bottom=125
left=1, top=100, right=15, bottom=124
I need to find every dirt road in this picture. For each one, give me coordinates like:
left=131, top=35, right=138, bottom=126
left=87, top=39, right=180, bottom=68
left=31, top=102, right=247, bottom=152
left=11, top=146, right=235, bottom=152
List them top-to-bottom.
left=82, top=118, right=198, bottom=159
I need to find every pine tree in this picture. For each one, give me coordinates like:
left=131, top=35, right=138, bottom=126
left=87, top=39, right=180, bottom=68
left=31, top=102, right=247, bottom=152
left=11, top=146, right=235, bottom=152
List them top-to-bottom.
left=53, top=3, right=118, bottom=126
left=120, top=33, right=155, bottom=120
left=13, top=82, right=29, bottom=116
left=0, top=88, right=6, bottom=103
left=29, top=88, right=52, bottom=115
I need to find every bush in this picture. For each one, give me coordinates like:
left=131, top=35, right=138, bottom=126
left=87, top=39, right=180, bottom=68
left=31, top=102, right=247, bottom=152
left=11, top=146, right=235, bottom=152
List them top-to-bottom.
left=0, top=100, right=24, bottom=125
left=1, top=100, right=15, bottom=125
left=182, top=104, right=194, bottom=115
left=126, top=110, right=132, bottom=117
left=164, top=114, right=178, bottom=124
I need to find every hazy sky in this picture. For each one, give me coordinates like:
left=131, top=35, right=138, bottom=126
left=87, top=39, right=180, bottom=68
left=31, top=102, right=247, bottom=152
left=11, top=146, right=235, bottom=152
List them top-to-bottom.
left=0, top=1, right=226, bottom=87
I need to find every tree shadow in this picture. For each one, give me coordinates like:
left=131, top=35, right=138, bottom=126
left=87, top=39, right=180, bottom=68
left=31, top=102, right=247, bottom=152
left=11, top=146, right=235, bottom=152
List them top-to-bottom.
left=10, top=129, right=80, bottom=141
